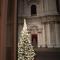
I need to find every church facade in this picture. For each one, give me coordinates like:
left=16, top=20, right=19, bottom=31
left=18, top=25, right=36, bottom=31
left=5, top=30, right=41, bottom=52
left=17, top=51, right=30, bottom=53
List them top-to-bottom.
left=18, top=0, right=60, bottom=48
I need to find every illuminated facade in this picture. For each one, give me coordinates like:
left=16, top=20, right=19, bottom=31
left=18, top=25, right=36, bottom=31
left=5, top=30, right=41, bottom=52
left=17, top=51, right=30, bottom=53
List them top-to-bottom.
left=18, top=0, right=60, bottom=48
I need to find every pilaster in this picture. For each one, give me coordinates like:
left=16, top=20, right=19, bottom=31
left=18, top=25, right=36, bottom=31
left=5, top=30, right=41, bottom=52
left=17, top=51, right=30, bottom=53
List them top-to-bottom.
left=46, top=23, right=51, bottom=47
left=55, top=23, right=60, bottom=47
left=42, top=24, right=46, bottom=47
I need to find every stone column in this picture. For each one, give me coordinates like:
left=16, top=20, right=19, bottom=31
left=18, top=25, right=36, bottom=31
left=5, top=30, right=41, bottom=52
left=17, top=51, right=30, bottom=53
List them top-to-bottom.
left=0, top=0, right=8, bottom=60
left=0, top=0, right=17, bottom=60
left=6, top=0, right=17, bottom=60
left=50, top=22, right=56, bottom=48
left=46, top=23, right=51, bottom=47
left=42, top=24, right=46, bottom=47
left=38, top=32, right=42, bottom=47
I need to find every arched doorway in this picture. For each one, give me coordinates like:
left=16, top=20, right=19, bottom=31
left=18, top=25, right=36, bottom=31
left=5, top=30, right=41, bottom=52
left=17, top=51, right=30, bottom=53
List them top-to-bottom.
left=31, top=34, right=38, bottom=48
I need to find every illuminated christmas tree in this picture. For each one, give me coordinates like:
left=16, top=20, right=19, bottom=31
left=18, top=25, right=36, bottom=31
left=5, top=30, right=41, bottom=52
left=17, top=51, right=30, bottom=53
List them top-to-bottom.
left=18, top=19, right=35, bottom=60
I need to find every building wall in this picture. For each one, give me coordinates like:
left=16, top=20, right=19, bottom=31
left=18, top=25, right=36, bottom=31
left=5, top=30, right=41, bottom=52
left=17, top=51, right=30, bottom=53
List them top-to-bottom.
left=18, top=0, right=60, bottom=48
left=18, top=0, right=58, bottom=17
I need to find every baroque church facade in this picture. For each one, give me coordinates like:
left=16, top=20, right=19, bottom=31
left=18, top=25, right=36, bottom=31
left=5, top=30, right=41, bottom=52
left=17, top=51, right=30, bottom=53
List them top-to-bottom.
left=18, top=0, right=60, bottom=48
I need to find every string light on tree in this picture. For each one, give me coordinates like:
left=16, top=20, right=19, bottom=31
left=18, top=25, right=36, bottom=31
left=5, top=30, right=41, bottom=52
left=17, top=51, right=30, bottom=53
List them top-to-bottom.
left=18, top=19, right=35, bottom=60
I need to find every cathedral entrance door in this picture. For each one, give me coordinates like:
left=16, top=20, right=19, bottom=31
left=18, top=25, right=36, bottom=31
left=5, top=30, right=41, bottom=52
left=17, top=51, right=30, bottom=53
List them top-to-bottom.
left=31, top=34, right=37, bottom=48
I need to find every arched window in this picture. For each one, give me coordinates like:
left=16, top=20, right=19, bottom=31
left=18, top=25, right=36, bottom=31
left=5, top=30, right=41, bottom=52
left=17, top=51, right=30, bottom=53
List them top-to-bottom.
left=31, top=5, right=37, bottom=16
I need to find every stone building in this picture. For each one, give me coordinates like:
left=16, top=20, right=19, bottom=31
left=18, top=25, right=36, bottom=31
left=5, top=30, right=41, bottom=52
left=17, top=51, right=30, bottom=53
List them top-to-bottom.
left=0, top=0, right=60, bottom=60
left=18, top=0, right=60, bottom=48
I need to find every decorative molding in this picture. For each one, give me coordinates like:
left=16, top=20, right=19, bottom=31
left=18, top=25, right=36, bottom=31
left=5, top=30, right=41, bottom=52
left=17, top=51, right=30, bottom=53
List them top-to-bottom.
left=24, top=0, right=40, bottom=5
left=18, top=15, right=60, bottom=25
left=41, top=15, right=60, bottom=24
left=27, top=25, right=43, bottom=34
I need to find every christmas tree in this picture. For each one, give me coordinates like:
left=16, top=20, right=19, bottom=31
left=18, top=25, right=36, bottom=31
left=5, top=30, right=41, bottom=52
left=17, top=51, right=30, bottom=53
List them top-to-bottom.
left=18, top=19, right=35, bottom=60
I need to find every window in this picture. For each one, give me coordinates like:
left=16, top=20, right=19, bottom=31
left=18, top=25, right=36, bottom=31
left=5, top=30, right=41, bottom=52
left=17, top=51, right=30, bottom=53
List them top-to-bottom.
left=56, top=0, right=60, bottom=14
left=31, top=5, right=37, bottom=16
